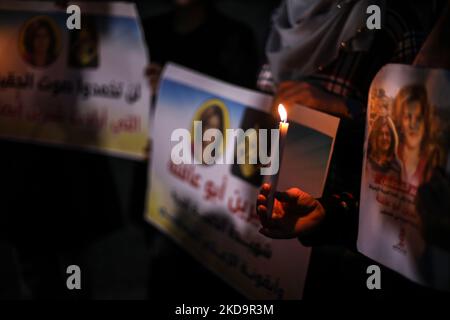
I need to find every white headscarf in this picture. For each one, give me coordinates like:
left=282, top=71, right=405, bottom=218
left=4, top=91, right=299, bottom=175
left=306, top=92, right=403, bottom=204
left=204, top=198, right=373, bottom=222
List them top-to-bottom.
left=266, top=0, right=385, bottom=82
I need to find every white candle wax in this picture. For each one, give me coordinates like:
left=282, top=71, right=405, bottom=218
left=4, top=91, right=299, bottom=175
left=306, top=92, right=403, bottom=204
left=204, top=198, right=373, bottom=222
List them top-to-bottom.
left=266, top=104, right=289, bottom=218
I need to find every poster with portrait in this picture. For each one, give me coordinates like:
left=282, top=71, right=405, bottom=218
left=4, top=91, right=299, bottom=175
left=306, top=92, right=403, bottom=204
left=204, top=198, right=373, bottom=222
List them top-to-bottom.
left=0, top=1, right=150, bottom=159
left=146, top=63, right=339, bottom=299
left=358, top=64, right=450, bottom=290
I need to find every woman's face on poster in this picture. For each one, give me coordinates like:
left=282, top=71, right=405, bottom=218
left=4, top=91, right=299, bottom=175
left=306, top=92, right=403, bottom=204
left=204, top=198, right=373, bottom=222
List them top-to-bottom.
left=33, top=26, right=51, bottom=55
left=402, top=100, right=424, bottom=149
left=202, top=111, right=223, bottom=151
left=204, top=114, right=221, bottom=132
left=377, top=124, right=392, bottom=154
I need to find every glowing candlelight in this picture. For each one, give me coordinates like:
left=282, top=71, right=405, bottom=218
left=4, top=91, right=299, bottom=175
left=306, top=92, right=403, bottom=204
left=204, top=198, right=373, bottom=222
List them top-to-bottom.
left=278, top=103, right=287, bottom=123
left=266, top=104, right=289, bottom=217
left=277, top=104, right=289, bottom=156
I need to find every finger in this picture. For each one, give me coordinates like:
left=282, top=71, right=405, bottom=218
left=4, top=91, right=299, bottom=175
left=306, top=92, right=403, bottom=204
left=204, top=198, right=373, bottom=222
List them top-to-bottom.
left=260, top=183, right=271, bottom=196
left=284, top=187, right=317, bottom=216
left=294, top=188, right=317, bottom=207
left=274, top=189, right=307, bottom=215
left=340, top=192, right=354, bottom=203
left=256, top=194, right=267, bottom=207
left=257, top=203, right=282, bottom=229
left=256, top=205, right=273, bottom=228
left=257, top=205, right=268, bottom=220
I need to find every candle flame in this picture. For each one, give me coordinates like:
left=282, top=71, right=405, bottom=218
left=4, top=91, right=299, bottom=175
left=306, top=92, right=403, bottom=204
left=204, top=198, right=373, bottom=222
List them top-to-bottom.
left=278, top=104, right=287, bottom=123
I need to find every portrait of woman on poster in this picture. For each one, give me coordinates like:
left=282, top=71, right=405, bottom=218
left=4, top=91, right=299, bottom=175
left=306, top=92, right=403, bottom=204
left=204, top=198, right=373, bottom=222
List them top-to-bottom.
left=21, top=17, right=59, bottom=67
left=393, top=85, right=434, bottom=187
left=191, top=101, right=228, bottom=165
left=367, top=116, right=401, bottom=176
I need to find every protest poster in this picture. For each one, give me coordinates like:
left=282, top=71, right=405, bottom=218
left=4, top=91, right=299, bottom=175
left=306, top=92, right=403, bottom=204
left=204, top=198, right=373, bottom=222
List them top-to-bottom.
left=0, top=1, right=150, bottom=159
left=146, top=63, right=340, bottom=299
left=358, top=64, right=450, bottom=290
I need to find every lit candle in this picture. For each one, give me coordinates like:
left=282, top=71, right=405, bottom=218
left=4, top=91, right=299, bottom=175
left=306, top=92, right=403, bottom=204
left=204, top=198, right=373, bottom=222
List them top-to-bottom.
left=266, top=104, right=289, bottom=218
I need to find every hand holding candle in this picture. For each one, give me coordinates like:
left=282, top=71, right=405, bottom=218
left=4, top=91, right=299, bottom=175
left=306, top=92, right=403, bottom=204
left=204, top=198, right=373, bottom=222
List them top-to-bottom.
left=256, top=103, right=326, bottom=240
left=266, top=104, right=289, bottom=218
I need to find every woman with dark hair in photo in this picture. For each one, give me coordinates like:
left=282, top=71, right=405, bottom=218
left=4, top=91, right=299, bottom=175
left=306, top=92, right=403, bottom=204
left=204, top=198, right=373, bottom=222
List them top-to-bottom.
left=23, top=18, right=57, bottom=67
left=393, top=84, right=432, bottom=187
left=198, top=104, right=224, bottom=164
left=200, top=105, right=224, bottom=136
left=367, top=116, right=401, bottom=175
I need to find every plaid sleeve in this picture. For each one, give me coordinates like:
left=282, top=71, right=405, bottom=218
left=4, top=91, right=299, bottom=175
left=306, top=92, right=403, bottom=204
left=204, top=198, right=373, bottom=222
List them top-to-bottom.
left=385, top=8, right=428, bottom=64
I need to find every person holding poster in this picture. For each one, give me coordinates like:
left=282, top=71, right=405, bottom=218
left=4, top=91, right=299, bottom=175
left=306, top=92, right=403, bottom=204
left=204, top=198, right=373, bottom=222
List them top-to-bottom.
left=256, top=0, right=446, bottom=296
left=257, top=0, right=437, bottom=243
